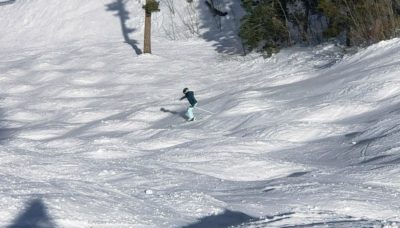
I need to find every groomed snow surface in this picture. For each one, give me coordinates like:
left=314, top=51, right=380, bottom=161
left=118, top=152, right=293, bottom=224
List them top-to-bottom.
left=1, top=0, right=400, bottom=227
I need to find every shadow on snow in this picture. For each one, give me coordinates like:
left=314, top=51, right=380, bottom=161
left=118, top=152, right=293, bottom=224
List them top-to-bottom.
left=0, top=0, right=16, bottom=6
left=106, top=0, right=142, bottom=55
left=197, top=0, right=245, bottom=55
left=0, top=98, right=18, bottom=143
left=150, top=107, right=188, bottom=128
left=160, top=107, right=187, bottom=120
left=0, top=126, right=17, bottom=143
left=8, top=198, right=56, bottom=228
left=183, top=208, right=398, bottom=228
left=182, top=209, right=258, bottom=228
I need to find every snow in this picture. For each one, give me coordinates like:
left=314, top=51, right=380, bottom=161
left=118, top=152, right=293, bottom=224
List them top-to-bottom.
left=1, top=0, right=400, bottom=227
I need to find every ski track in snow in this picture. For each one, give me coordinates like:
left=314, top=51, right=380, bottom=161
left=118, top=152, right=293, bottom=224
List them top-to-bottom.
left=1, top=0, right=400, bottom=227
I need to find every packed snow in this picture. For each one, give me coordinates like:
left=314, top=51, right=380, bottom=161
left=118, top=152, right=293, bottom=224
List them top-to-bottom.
left=1, top=0, right=400, bottom=227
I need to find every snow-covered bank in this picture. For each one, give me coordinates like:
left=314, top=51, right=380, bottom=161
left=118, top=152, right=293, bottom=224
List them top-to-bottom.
left=1, top=0, right=400, bottom=227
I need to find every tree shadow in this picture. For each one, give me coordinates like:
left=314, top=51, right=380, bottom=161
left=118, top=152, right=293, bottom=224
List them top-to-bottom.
left=0, top=0, right=16, bottom=6
left=106, top=0, right=142, bottom=55
left=197, top=0, right=245, bottom=55
left=0, top=98, right=17, bottom=143
left=160, top=107, right=187, bottom=120
left=44, top=109, right=137, bottom=141
left=0, top=126, right=18, bottom=143
left=286, top=171, right=310, bottom=178
left=8, top=198, right=56, bottom=228
left=182, top=210, right=258, bottom=228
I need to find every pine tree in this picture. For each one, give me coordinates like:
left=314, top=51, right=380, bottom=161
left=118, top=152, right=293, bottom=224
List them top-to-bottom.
left=239, top=0, right=289, bottom=56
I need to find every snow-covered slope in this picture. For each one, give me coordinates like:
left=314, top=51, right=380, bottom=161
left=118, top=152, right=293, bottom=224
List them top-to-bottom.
left=0, top=0, right=123, bottom=49
left=1, top=0, right=400, bottom=227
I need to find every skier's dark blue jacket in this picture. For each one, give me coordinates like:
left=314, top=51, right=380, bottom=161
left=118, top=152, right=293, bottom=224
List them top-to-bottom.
left=181, top=91, right=197, bottom=107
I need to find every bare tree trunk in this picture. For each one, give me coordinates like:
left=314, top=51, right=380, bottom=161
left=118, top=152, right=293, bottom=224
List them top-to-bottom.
left=144, top=5, right=152, bottom=54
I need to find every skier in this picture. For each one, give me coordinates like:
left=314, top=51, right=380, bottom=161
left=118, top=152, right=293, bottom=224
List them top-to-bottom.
left=180, top=88, right=198, bottom=121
